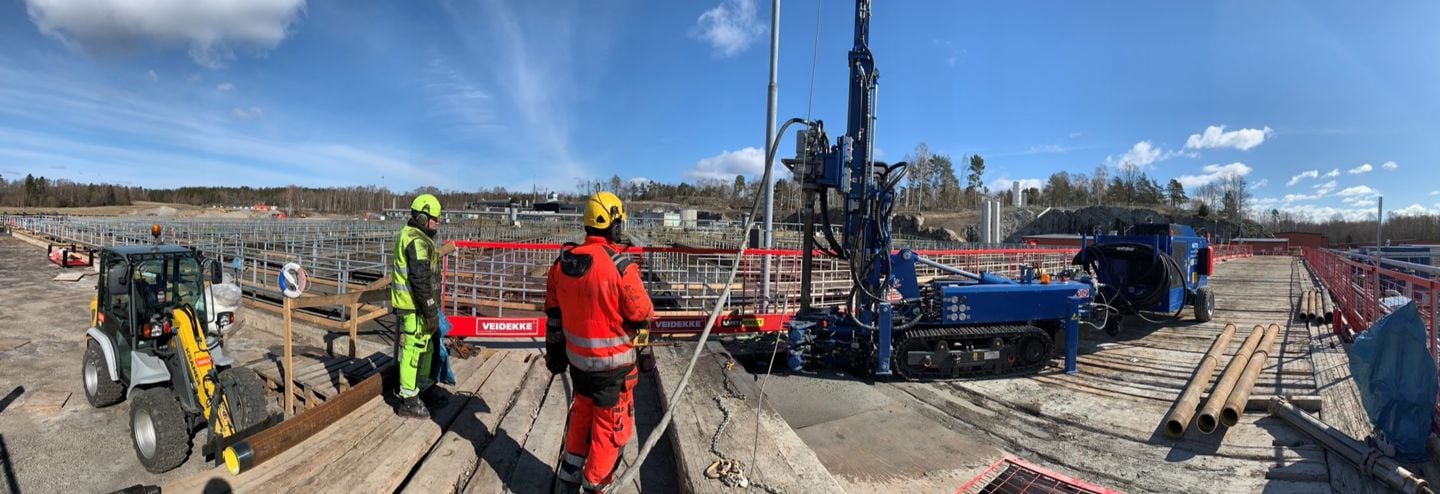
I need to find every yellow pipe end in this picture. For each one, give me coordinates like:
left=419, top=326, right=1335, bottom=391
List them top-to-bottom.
left=224, top=447, right=241, bottom=475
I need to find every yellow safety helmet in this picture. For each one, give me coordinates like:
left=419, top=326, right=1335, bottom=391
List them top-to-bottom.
left=584, top=192, right=626, bottom=230
left=411, top=194, right=442, bottom=219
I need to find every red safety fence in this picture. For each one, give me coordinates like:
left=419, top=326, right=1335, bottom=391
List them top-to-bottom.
left=440, top=241, right=1079, bottom=338
left=1213, top=244, right=1254, bottom=261
left=1302, top=247, right=1440, bottom=433
left=1303, top=247, right=1437, bottom=348
left=956, top=455, right=1120, bottom=494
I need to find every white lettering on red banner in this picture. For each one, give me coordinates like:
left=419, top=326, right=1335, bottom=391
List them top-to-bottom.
left=481, top=321, right=536, bottom=332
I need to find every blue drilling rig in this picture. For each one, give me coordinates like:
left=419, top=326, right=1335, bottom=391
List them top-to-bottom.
left=779, top=0, right=1096, bottom=379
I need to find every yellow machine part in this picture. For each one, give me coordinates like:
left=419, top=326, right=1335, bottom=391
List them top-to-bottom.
left=173, top=307, right=235, bottom=437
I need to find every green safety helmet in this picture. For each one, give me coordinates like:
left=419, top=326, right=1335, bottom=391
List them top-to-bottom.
left=411, top=194, right=442, bottom=220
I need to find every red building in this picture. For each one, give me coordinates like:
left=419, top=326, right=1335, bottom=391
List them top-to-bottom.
left=1275, top=231, right=1329, bottom=249
left=1022, top=234, right=1085, bottom=248
left=1232, top=238, right=1290, bottom=255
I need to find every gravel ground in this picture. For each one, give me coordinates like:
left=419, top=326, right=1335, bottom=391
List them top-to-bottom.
left=0, top=235, right=263, bottom=493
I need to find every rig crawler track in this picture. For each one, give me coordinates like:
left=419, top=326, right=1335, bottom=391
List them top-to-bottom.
left=894, top=324, right=1054, bottom=380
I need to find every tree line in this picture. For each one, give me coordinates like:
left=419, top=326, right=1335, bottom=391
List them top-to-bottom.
left=0, top=173, right=147, bottom=209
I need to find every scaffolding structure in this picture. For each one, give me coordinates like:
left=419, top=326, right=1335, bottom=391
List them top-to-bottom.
left=7, top=215, right=1074, bottom=326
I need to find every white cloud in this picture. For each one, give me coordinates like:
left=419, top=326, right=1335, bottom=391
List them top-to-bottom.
left=24, top=0, right=307, bottom=68
left=689, top=0, right=765, bottom=58
left=423, top=57, right=498, bottom=138
left=145, top=69, right=158, bottom=82
left=216, top=82, right=234, bottom=92
left=230, top=106, right=263, bottom=119
left=1184, top=125, right=1273, bottom=151
left=1111, top=141, right=1160, bottom=167
left=686, top=147, right=764, bottom=182
left=1382, top=160, right=1398, bottom=171
left=1174, top=162, right=1253, bottom=188
left=1348, top=163, right=1373, bottom=174
left=1322, top=168, right=1340, bottom=178
left=1286, top=169, right=1318, bottom=186
left=993, top=178, right=1044, bottom=193
left=1253, top=178, right=1269, bottom=189
left=1313, top=180, right=1337, bottom=196
left=1337, top=185, right=1376, bottom=197
left=1431, top=191, right=1440, bottom=196
left=1282, top=193, right=1319, bottom=203
left=1277, top=204, right=1379, bottom=222
left=1391, top=204, right=1432, bottom=217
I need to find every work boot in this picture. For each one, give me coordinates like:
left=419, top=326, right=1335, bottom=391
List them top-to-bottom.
left=420, top=386, right=452, bottom=409
left=395, top=396, right=429, bottom=418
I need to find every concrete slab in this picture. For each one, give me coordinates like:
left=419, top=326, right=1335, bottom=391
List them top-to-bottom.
left=795, top=406, right=1001, bottom=493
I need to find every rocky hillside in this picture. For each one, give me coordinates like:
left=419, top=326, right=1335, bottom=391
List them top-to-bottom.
left=1005, top=206, right=1265, bottom=242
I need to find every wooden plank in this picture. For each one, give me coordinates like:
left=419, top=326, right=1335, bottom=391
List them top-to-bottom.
left=291, top=287, right=391, bottom=310
left=402, top=352, right=533, bottom=494
left=299, top=355, right=503, bottom=494
left=464, top=359, right=557, bottom=493
left=504, top=372, right=570, bottom=493
left=162, top=383, right=401, bottom=492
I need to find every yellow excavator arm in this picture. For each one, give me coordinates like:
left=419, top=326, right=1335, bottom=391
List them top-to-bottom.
left=172, top=306, right=235, bottom=437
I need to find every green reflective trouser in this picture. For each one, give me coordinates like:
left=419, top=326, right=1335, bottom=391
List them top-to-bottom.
left=398, top=312, right=435, bottom=398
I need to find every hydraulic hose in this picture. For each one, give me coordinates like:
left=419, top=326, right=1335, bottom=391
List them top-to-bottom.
left=604, top=117, right=807, bottom=492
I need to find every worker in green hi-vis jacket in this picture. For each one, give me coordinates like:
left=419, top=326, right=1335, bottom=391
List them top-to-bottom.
left=390, top=193, right=449, bottom=417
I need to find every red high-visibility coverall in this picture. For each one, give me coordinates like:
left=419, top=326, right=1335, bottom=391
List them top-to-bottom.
left=545, top=235, right=653, bottom=489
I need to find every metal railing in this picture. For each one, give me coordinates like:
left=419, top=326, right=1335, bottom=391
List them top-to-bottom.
left=440, top=241, right=1080, bottom=317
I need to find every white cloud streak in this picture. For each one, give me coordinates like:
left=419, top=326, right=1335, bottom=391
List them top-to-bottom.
left=24, top=0, right=307, bottom=68
left=689, top=0, right=765, bottom=57
left=0, top=64, right=447, bottom=189
left=216, top=82, right=234, bottom=92
left=230, top=106, right=263, bottom=119
left=1184, top=125, right=1273, bottom=151
left=685, top=147, right=763, bottom=182
left=1382, top=160, right=1398, bottom=171
left=1174, top=162, right=1253, bottom=188
left=1348, top=163, right=1373, bottom=174
left=1322, top=168, right=1340, bottom=178
left=1286, top=169, right=1318, bottom=186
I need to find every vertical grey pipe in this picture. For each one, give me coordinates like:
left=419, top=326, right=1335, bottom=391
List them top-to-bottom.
left=759, top=0, right=779, bottom=312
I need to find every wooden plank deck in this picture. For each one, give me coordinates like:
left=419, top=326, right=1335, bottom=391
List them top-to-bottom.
left=886, top=255, right=1344, bottom=493
left=164, top=349, right=678, bottom=493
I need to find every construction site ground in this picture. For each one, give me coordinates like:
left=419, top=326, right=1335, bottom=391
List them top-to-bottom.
left=4, top=230, right=1440, bottom=493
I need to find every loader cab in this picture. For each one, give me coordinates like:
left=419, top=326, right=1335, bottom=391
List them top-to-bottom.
left=96, top=245, right=218, bottom=380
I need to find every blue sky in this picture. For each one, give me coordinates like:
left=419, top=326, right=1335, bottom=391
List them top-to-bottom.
left=0, top=0, right=1436, bottom=221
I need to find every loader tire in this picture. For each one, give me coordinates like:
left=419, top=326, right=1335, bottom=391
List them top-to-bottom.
left=83, top=339, right=125, bottom=407
left=218, top=367, right=270, bottom=433
left=130, top=388, right=192, bottom=473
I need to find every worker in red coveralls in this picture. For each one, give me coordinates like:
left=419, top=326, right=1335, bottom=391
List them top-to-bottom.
left=544, top=191, right=653, bottom=493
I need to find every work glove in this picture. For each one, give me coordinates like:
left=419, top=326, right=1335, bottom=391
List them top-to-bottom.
left=544, top=310, right=568, bottom=374
left=423, top=312, right=440, bottom=334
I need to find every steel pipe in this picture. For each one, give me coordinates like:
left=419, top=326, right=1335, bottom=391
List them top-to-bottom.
left=1297, top=289, right=1309, bottom=321
left=1163, top=322, right=1237, bottom=438
left=1221, top=323, right=1281, bottom=426
left=1196, top=325, right=1264, bottom=434
left=224, top=372, right=383, bottom=475
left=1269, top=397, right=1432, bottom=494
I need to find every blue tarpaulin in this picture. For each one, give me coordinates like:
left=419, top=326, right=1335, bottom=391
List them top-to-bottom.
left=1349, top=301, right=1438, bottom=463
left=432, top=310, right=457, bottom=386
